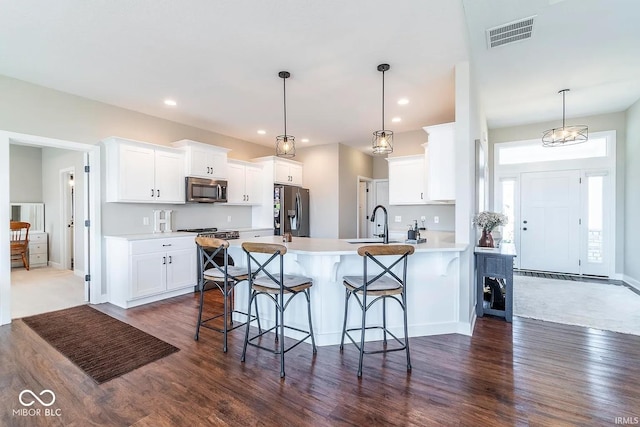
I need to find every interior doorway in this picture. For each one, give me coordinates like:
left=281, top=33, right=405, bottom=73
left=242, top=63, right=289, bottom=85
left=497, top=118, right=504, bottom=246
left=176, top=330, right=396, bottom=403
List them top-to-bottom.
left=0, top=131, right=102, bottom=325
left=61, top=168, right=76, bottom=271
left=356, top=178, right=388, bottom=239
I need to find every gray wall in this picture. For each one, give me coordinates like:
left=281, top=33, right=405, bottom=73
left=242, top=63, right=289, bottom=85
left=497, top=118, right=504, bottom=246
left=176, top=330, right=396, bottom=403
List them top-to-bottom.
left=0, top=75, right=273, bottom=238
left=625, top=99, right=640, bottom=284
left=488, top=111, right=627, bottom=275
left=295, top=144, right=340, bottom=238
left=338, top=144, right=374, bottom=239
left=9, top=145, right=42, bottom=202
left=41, top=147, right=86, bottom=272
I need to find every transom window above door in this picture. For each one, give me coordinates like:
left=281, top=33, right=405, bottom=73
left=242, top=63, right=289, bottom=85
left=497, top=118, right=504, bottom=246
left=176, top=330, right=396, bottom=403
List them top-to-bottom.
left=497, top=137, right=607, bottom=165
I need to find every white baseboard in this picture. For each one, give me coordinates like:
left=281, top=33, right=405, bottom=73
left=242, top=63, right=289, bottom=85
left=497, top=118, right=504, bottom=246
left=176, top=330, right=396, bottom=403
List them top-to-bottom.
left=623, top=274, right=640, bottom=292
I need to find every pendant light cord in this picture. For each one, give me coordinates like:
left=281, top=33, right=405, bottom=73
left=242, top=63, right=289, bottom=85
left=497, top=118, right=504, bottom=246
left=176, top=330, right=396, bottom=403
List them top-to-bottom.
left=381, top=69, right=385, bottom=131
left=283, top=76, right=287, bottom=137
left=562, top=89, right=566, bottom=129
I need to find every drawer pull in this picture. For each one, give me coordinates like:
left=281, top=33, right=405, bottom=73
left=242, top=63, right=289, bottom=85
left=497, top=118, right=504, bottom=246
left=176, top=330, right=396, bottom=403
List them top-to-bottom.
left=162, top=244, right=172, bottom=247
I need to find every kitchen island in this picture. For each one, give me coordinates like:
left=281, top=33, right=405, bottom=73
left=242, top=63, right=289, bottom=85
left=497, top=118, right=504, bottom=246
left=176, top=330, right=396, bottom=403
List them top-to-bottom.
left=226, top=232, right=469, bottom=346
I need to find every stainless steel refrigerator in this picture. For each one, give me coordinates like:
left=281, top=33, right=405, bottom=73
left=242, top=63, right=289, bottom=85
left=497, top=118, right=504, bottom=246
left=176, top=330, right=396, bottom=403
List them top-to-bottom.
left=274, top=185, right=310, bottom=237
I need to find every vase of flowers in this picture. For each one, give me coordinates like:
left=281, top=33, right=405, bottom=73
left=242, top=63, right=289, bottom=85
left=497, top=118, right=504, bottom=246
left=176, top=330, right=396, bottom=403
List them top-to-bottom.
left=472, top=211, right=508, bottom=248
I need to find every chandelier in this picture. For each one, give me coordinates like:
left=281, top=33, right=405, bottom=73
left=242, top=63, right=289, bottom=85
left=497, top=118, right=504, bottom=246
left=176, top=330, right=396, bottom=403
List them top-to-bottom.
left=542, top=89, right=588, bottom=147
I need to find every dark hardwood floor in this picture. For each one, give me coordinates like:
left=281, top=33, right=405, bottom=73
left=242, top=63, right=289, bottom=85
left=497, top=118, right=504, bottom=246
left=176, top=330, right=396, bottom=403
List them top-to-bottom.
left=2, top=289, right=639, bottom=426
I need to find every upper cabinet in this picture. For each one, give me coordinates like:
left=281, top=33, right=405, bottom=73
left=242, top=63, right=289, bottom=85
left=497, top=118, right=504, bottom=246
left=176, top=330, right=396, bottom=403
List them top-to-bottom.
left=423, top=122, right=455, bottom=201
left=103, top=137, right=185, bottom=204
left=171, top=139, right=230, bottom=179
left=387, top=155, right=427, bottom=205
left=254, top=156, right=304, bottom=187
left=226, top=160, right=263, bottom=205
left=274, top=160, right=303, bottom=186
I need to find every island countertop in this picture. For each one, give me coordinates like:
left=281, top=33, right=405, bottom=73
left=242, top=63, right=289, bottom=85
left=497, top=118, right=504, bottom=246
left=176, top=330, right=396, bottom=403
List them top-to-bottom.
left=226, top=231, right=467, bottom=255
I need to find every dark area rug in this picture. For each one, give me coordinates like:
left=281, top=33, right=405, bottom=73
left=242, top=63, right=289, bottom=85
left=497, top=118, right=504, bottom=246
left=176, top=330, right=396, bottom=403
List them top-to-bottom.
left=22, top=305, right=179, bottom=383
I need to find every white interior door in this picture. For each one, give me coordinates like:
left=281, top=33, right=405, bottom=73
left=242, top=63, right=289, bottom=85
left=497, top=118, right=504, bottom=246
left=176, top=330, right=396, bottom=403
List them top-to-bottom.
left=520, top=170, right=580, bottom=274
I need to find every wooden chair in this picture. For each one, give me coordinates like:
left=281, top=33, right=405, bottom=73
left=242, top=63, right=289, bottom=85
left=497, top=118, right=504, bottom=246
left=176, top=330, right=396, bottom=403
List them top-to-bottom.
left=10, top=221, right=31, bottom=270
left=194, top=236, right=260, bottom=353
left=240, top=242, right=316, bottom=378
left=340, top=244, right=415, bottom=377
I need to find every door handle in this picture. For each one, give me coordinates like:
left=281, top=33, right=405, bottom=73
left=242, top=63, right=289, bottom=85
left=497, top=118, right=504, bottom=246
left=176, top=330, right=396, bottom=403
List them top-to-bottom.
left=523, top=220, right=528, bottom=224
left=522, top=227, right=528, bottom=231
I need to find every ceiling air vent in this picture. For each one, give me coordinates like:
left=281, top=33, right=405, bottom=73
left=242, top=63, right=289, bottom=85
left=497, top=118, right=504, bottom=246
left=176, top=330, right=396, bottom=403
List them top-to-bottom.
left=486, top=16, right=536, bottom=49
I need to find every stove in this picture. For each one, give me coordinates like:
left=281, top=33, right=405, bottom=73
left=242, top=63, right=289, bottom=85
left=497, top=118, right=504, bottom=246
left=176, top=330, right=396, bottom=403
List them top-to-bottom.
left=178, top=227, right=240, bottom=240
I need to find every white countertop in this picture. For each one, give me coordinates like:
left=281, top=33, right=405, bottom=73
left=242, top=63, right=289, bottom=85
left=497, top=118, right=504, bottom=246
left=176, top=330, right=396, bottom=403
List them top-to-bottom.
left=227, top=231, right=467, bottom=255
left=104, top=232, right=197, bottom=240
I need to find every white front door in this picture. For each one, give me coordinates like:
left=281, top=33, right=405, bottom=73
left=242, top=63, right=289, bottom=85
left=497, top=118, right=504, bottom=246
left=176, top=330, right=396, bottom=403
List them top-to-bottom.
left=520, top=170, right=580, bottom=274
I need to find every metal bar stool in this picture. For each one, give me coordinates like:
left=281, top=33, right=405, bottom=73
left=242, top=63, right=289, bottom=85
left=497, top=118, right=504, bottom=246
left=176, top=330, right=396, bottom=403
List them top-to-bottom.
left=194, top=236, right=261, bottom=353
left=240, top=242, right=317, bottom=378
left=340, top=244, right=415, bottom=377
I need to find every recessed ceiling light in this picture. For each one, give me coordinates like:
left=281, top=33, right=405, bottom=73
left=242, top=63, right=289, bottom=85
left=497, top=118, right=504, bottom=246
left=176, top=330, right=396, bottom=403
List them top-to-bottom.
left=397, top=98, right=409, bottom=105
left=164, top=99, right=177, bottom=106
left=392, top=117, right=402, bottom=123
left=257, top=130, right=266, bottom=135
left=301, top=138, right=309, bottom=143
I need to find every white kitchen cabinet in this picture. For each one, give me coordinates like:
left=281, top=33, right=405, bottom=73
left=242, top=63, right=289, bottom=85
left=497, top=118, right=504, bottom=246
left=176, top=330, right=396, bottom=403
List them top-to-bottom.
left=423, top=122, right=456, bottom=201
left=103, top=137, right=185, bottom=204
left=171, top=139, right=230, bottom=179
left=387, top=155, right=427, bottom=205
left=274, top=159, right=303, bottom=186
left=226, top=160, right=263, bottom=205
left=238, top=229, right=274, bottom=239
left=105, top=234, right=197, bottom=308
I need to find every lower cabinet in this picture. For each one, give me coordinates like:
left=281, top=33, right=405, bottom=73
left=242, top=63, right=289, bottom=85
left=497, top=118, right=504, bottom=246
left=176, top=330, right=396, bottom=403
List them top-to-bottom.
left=105, top=234, right=197, bottom=308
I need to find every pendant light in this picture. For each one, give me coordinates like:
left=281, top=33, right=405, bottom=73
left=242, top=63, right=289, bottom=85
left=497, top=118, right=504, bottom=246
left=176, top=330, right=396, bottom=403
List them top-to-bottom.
left=372, top=63, right=393, bottom=155
left=276, top=71, right=295, bottom=158
left=542, top=89, right=588, bottom=147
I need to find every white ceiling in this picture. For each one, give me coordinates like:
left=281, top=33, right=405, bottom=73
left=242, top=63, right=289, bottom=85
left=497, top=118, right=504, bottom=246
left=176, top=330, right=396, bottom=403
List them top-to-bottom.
left=1, top=1, right=639, bottom=151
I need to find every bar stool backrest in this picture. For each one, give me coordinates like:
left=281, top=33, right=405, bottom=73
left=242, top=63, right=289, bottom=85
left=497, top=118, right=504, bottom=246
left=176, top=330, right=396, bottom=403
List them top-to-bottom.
left=195, top=236, right=231, bottom=279
left=241, top=242, right=290, bottom=291
left=356, top=244, right=415, bottom=291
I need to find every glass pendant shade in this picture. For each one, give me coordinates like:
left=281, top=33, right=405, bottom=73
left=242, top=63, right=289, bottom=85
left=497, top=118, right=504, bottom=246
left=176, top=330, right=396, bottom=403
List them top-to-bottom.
left=372, top=63, right=393, bottom=155
left=276, top=71, right=295, bottom=158
left=542, top=89, right=588, bottom=147
left=372, top=130, right=394, bottom=155
left=276, top=134, right=296, bottom=158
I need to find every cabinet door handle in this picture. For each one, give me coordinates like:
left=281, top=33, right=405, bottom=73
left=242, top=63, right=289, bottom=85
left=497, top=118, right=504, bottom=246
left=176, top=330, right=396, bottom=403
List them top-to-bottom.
left=210, top=166, right=214, bottom=174
left=151, top=189, right=155, bottom=197
left=157, top=189, right=160, bottom=198
left=420, top=192, right=423, bottom=199
left=246, top=194, right=249, bottom=202
left=522, top=227, right=528, bottom=231
left=162, top=256, right=166, bottom=265
left=168, top=256, right=172, bottom=264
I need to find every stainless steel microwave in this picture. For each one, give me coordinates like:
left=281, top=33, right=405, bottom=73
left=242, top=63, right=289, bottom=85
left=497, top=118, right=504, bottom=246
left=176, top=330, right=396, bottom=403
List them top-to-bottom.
left=185, top=177, right=227, bottom=203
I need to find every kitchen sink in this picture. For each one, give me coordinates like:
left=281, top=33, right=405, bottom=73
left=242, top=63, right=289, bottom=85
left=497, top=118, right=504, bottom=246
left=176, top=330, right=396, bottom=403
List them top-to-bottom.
left=344, top=238, right=400, bottom=244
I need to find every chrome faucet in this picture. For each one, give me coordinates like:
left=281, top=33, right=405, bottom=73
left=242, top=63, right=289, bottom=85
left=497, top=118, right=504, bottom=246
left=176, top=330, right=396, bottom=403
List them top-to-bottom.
left=370, top=205, right=389, bottom=244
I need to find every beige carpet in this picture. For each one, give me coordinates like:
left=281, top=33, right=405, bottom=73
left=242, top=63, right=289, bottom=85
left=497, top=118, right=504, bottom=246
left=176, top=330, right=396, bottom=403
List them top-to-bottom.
left=11, top=267, right=85, bottom=319
left=514, top=276, right=640, bottom=336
